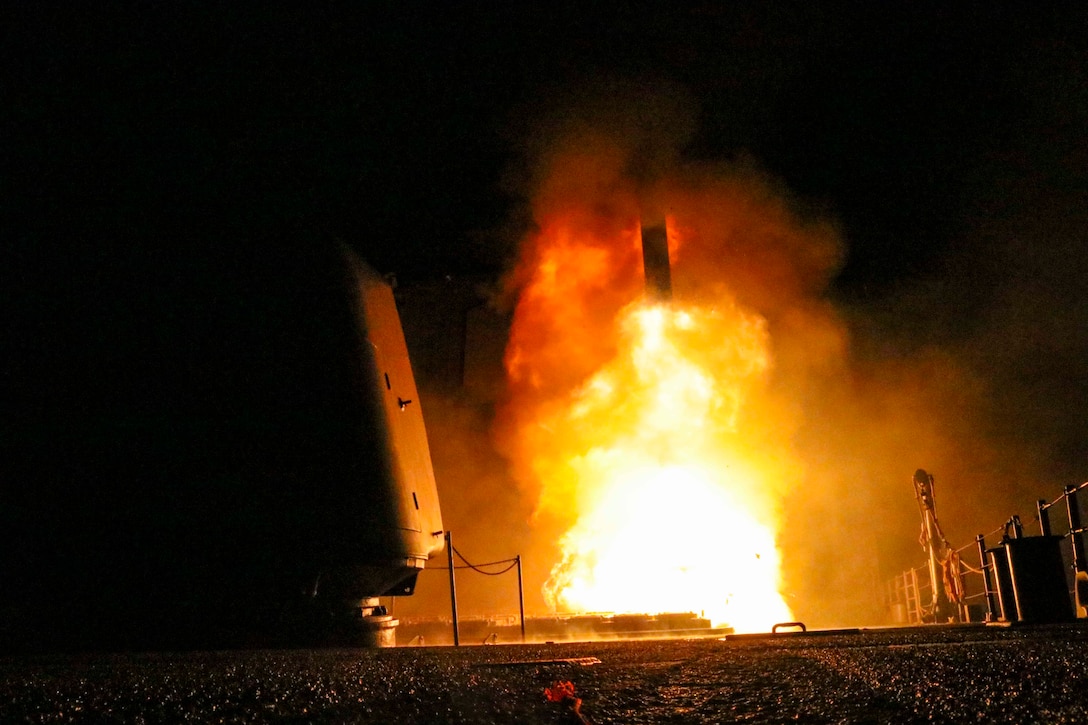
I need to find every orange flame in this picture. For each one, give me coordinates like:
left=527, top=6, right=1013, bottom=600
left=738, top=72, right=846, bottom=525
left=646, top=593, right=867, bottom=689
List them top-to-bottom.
left=486, top=106, right=861, bottom=631
left=502, top=195, right=805, bottom=630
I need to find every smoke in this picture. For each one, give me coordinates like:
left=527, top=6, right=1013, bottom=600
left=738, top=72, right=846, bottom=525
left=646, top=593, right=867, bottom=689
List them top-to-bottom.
left=406, top=73, right=1085, bottom=628
left=493, top=80, right=849, bottom=621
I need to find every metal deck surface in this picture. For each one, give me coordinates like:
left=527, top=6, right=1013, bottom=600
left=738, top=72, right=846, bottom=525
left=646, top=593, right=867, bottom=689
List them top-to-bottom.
left=3, top=624, right=1086, bottom=723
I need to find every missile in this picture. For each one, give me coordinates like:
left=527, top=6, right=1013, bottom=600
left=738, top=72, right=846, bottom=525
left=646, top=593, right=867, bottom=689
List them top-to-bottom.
left=640, top=215, right=672, bottom=300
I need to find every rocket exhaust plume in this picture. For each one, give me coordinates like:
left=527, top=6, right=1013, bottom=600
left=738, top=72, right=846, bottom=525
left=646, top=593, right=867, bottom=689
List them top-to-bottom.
left=492, top=81, right=888, bottom=631
left=496, top=146, right=834, bottom=630
left=500, top=201, right=795, bottom=629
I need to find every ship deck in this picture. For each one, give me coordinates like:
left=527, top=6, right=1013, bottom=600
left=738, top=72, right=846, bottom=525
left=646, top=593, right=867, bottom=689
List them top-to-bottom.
left=3, top=623, right=1086, bottom=722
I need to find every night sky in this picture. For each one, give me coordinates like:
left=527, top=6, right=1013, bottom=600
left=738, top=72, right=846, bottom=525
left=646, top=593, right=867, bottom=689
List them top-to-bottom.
left=4, top=4, right=1088, bottom=647
left=11, top=5, right=1086, bottom=283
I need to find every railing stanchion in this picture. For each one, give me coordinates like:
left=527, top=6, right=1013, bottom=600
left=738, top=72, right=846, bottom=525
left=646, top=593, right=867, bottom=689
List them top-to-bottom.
left=1067, top=485, right=1088, bottom=618
left=1038, top=499, right=1052, bottom=536
left=446, top=531, right=460, bottom=647
left=977, top=533, right=997, bottom=622
left=516, top=555, right=526, bottom=642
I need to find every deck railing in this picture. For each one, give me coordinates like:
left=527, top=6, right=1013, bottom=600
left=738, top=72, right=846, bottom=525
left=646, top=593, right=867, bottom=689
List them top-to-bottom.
left=886, top=481, right=1088, bottom=624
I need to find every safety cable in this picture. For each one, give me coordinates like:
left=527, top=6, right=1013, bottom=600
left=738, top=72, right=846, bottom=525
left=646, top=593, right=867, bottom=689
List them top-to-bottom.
left=451, top=543, right=520, bottom=575
left=956, top=557, right=985, bottom=575
left=424, top=559, right=518, bottom=573
left=453, top=559, right=519, bottom=576
left=425, top=560, right=518, bottom=573
left=422, top=561, right=515, bottom=574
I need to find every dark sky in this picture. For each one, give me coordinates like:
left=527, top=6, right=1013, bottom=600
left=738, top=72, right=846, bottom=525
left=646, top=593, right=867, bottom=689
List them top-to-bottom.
left=3, top=3, right=1087, bottom=644
left=7, top=4, right=1085, bottom=280
left=7, top=4, right=1083, bottom=279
